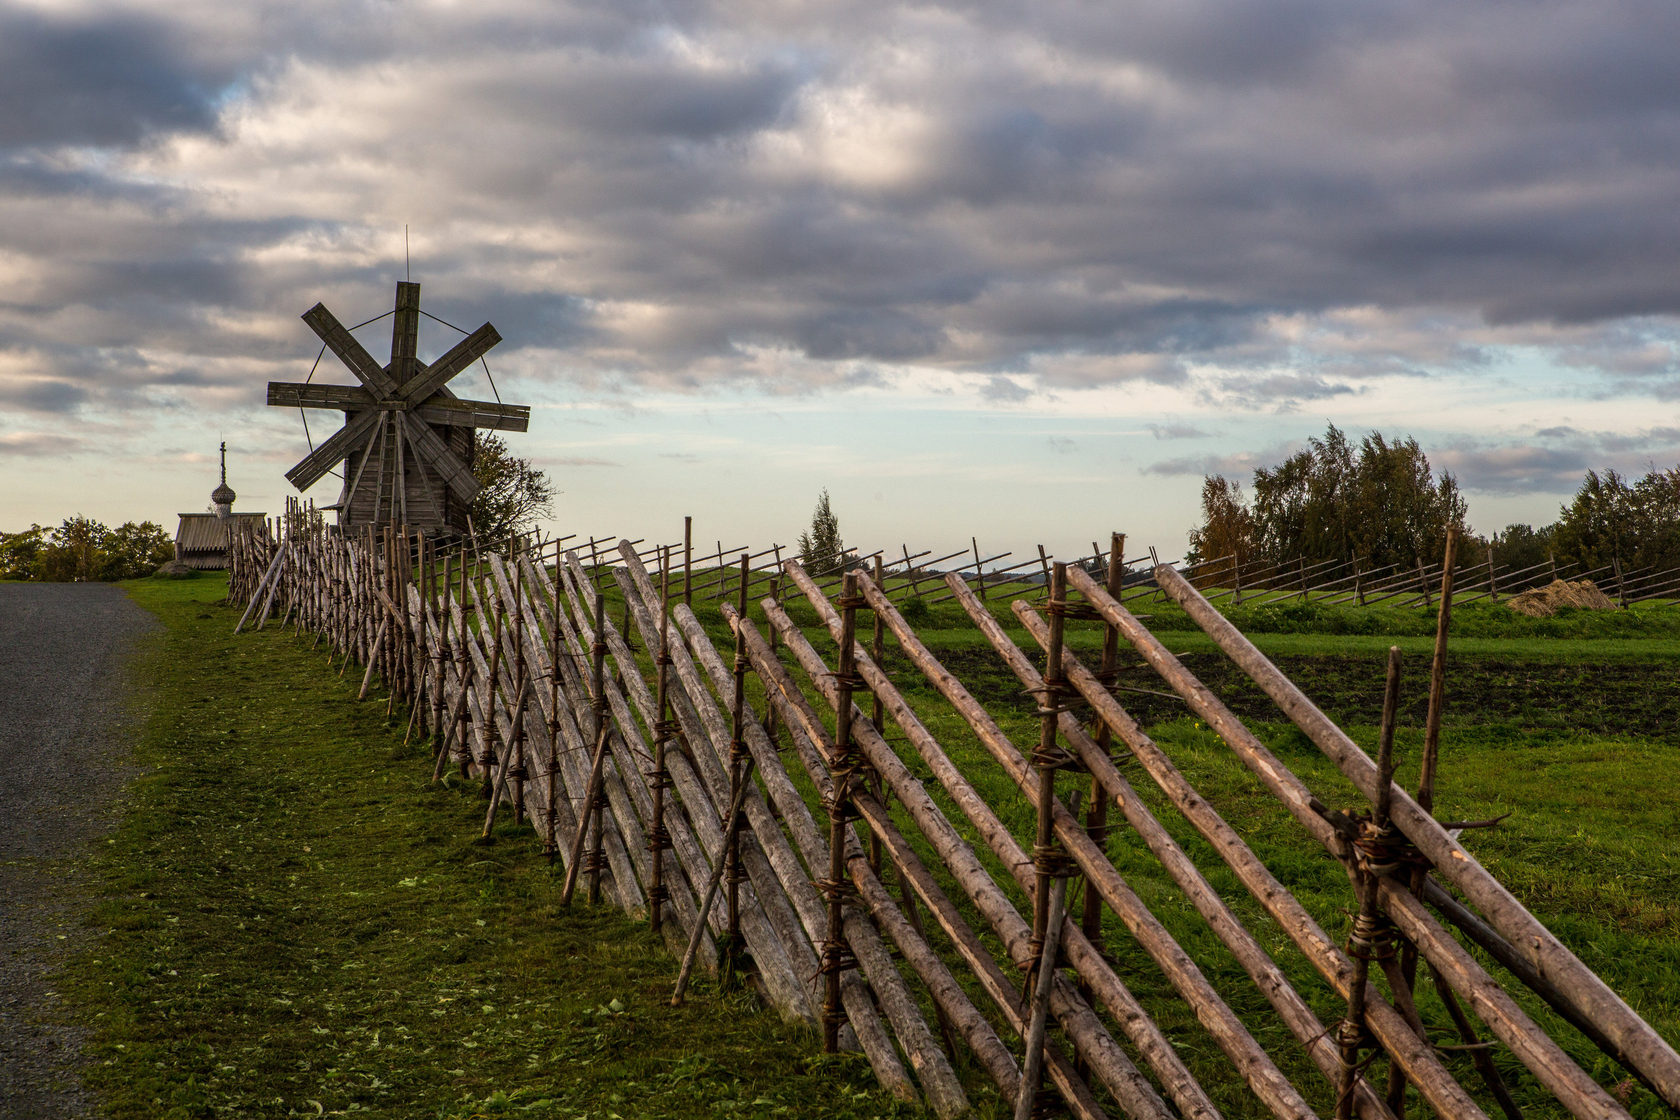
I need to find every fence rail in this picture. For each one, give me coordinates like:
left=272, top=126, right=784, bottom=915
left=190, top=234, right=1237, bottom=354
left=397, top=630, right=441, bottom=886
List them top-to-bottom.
left=226, top=504, right=1680, bottom=1120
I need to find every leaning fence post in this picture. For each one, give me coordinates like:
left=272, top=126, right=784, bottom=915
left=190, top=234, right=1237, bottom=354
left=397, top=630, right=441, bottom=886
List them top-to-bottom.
left=683, top=515, right=693, bottom=606
left=1082, top=534, right=1124, bottom=971
left=646, top=547, right=676, bottom=932
left=724, top=553, right=752, bottom=950
left=868, top=554, right=887, bottom=877
left=822, top=570, right=866, bottom=1052
left=1335, top=647, right=1403, bottom=1120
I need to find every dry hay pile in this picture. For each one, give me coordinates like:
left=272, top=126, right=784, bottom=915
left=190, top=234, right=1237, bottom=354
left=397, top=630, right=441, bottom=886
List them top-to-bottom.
left=1506, top=577, right=1618, bottom=617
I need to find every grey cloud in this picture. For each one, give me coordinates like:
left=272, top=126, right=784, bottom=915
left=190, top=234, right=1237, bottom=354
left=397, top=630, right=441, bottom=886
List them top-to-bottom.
left=6, top=0, right=1680, bottom=411
left=0, top=9, right=240, bottom=149
left=1214, top=373, right=1358, bottom=410
left=981, top=376, right=1032, bottom=403
left=0, top=380, right=89, bottom=414
left=1146, top=422, right=1215, bottom=440
left=1438, top=423, right=1680, bottom=495
left=0, top=431, right=83, bottom=457
left=1047, top=435, right=1076, bottom=454
left=1434, top=444, right=1592, bottom=495
left=1143, top=449, right=1268, bottom=478
left=547, top=457, right=619, bottom=468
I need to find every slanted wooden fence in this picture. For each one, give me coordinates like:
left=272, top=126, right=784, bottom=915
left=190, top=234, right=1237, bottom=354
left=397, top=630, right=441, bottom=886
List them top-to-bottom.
left=228, top=509, right=1680, bottom=1120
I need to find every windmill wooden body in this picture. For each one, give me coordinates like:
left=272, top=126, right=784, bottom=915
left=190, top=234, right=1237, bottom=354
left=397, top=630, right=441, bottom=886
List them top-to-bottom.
left=268, top=281, right=529, bottom=535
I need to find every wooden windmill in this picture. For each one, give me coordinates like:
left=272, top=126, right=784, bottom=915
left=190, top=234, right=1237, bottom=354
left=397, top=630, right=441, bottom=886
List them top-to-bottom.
left=267, top=281, right=530, bottom=535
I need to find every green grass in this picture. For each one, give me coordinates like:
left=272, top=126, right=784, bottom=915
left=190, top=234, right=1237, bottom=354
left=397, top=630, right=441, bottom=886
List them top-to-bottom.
left=61, top=564, right=1680, bottom=1120
left=62, top=574, right=926, bottom=1120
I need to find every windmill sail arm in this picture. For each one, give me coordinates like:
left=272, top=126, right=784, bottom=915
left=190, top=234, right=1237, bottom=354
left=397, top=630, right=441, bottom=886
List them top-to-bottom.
left=302, top=303, right=400, bottom=398
left=397, top=322, right=501, bottom=403
left=267, top=382, right=375, bottom=410
left=416, top=398, right=530, bottom=432
left=285, top=409, right=381, bottom=491
left=397, top=412, right=480, bottom=502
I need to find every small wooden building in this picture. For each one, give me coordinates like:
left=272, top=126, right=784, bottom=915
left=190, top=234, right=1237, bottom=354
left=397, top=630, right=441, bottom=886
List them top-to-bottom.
left=174, top=444, right=266, bottom=570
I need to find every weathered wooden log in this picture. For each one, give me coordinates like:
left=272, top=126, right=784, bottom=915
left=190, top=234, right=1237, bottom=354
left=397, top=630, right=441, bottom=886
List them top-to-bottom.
left=234, top=541, right=288, bottom=633
left=606, top=551, right=823, bottom=1033
left=614, top=553, right=912, bottom=1082
left=515, top=556, right=714, bottom=961
left=475, top=560, right=643, bottom=906
left=608, top=560, right=816, bottom=980
left=1143, top=563, right=1680, bottom=1114
left=803, top=564, right=1309, bottom=1120
left=1070, top=565, right=1641, bottom=1120
left=950, top=580, right=1452, bottom=1120
left=998, top=595, right=1478, bottom=1120
left=759, top=601, right=1169, bottom=1120
left=725, top=603, right=1050, bottom=1105
left=695, top=606, right=966, bottom=1117
left=671, top=756, right=757, bottom=1005
left=1016, top=876, right=1069, bottom=1120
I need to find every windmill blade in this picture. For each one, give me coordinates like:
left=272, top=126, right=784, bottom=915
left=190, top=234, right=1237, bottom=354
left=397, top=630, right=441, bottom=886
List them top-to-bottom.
left=302, top=303, right=400, bottom=398
left=397, top=322, right=501, bottom=404
left=267, top=382, right=375, bottom=410
left=416, top=397, right=530, bottom=432
left=285, top=408, right=381, bottom=491
left=397, top=412, right=480, bottom=503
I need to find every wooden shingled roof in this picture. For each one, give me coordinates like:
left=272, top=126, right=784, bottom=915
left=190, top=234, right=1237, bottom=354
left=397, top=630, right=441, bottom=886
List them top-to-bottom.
left=174, top=512, right=267, bottom=569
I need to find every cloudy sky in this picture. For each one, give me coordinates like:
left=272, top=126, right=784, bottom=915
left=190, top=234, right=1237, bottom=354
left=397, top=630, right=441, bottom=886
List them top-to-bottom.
left=3, top=0, right=1680, bottom=563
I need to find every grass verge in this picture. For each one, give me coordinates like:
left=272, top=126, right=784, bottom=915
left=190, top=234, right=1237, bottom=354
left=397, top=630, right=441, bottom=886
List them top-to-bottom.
left=61, top=574, right=921, bottom=1120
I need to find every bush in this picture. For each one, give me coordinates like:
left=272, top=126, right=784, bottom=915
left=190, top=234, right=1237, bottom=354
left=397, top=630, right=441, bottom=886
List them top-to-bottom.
left=0, top=516, right=174, bottom=581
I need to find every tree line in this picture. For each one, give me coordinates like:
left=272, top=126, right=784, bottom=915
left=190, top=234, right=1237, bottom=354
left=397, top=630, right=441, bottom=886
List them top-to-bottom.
left=1186, top=423, right=1680, bottom=578
left=0, top=517, right=175, bottom=582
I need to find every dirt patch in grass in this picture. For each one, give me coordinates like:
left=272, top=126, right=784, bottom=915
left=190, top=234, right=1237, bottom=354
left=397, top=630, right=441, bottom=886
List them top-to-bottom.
left=932, top=647, right=1680, bottom=741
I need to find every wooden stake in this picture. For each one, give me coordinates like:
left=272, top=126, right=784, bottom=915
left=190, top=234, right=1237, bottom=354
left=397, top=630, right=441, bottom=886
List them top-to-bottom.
left=1015, top=877, right=1070, bottom=1120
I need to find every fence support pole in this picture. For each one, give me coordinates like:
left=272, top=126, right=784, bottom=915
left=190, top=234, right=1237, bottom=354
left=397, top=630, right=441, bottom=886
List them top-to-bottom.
left=822, top=571, right=865, bottom=1052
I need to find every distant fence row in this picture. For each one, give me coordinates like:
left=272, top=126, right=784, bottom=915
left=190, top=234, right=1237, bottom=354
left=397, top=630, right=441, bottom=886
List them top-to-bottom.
left=464, top=525, right=1680, bottom=619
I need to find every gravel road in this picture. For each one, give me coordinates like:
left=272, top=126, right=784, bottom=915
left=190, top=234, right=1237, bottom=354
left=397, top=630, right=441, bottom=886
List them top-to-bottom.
left=1, top=583, right=158, bottom=1120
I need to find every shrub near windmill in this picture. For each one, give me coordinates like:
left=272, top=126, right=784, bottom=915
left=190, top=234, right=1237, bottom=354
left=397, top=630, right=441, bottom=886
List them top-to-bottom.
left=268, top=281, right=531, bottom=536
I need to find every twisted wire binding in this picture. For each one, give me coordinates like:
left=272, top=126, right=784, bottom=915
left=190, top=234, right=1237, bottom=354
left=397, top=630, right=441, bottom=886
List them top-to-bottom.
left=828, top=668, right=870, bottom=692
left=1352, top=820, right=1427, bottom=878
left=644, top=825, right=672, bottom=852
left=1032, top=843, right=1080, bottom=880
left=814, top=875, right=861, bottom=907
left=1346, top=908, right=1399, bottom=962
left=819, top=937, right=859, bottom=977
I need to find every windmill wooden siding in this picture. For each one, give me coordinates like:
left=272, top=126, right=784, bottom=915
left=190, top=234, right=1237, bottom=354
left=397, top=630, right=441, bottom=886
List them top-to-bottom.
left=335, top=418, right=474, bottom=530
